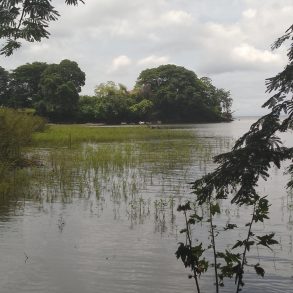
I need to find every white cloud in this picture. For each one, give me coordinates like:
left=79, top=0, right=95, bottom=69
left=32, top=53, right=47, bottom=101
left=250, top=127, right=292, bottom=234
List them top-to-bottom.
left=242, top=9, right=257, bottom=18
left=159, top=10, right=193, bottom=26
left=232, top=43, right=280, bottom=64
left=108, top=55, right=132, bottom=72
left=137, top=55, right=169, bottom=66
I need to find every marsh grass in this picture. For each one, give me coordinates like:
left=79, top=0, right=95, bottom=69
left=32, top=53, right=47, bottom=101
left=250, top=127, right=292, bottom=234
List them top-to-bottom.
left=1, top=122, right=230, bottom=229
left=32, top=124, right=195, bottom=147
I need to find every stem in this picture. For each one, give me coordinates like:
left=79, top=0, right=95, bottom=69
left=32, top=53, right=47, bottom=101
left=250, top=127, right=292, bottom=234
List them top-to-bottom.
left=17, top=0, right=28, bottom=32
left=209, top=201, right=219, bottom=293
left=235, top=203, right=257, bottom=293
left=184, top=210, right=201, bottom=293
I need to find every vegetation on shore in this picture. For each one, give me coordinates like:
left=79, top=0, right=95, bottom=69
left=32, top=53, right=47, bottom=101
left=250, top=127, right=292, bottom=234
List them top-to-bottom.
left=0, top=62, right=233, bottom=124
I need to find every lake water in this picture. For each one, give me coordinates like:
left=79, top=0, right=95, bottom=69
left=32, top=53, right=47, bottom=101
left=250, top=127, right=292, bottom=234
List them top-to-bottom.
left=0, top=117, right=292, bottom=293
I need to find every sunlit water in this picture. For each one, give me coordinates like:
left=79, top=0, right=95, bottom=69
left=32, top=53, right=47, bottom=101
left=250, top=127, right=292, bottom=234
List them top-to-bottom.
left=0, top=117, right=292, bottom=293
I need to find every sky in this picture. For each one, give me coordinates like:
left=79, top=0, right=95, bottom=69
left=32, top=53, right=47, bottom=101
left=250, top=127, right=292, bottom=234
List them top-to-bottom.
left=1, top=0, right=292, bottom=116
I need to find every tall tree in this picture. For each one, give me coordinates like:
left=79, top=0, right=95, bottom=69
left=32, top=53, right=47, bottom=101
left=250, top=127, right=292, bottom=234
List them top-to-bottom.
left=0, top=0, right=84, bottom=56
left=39, top=59, right=85, bottom=120
left=9, top=62, right=48, bottom=108
left=135, top=65, right=232, bottom=122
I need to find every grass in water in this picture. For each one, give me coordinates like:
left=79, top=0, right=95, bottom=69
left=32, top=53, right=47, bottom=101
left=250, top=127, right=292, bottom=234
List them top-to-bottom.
left=33, top=124, right=195, bottom=147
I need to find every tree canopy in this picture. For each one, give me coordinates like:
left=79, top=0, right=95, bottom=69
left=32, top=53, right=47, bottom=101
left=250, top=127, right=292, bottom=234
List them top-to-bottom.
left=0, top=0, right=84, bottom=56
left=0, top=59, right=85, bottom=121
left=0, top=61, right=233, bottom=123
left=135, top=64, right=232, bottom=122
left=93, top=81, right=134, bottom=124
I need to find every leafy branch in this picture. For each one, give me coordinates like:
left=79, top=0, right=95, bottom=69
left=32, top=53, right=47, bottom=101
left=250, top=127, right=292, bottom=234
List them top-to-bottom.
left=0, top=0, right=84, bottom=56
left=176, top=23, right=293, bottom=292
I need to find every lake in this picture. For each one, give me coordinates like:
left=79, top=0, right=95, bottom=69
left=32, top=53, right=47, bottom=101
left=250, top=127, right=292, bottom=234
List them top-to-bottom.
left=0, top=117, right=292, bottom=293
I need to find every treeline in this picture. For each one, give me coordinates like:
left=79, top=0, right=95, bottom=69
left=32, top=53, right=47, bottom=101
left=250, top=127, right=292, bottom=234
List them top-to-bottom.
left=0, top=61, right=233, bottom=123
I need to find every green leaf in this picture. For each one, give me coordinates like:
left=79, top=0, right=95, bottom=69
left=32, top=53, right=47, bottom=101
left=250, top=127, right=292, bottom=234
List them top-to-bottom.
left=210, top=202, right=221, bottom=216
left=257, top=233, right=279, bottom=250
left=232, top=240, right=243, bottom=250
left=254, top=264, right=265, bottom=277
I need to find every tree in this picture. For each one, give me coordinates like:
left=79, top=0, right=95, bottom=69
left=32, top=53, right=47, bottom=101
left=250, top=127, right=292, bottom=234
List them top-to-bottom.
left=0, top=0, right=84, bottom=56
left=176, top=24, right=293, bottom=293
left=39, top=59, right=85, bottom=120
left=9, top=62, right=48, bottom=108
left=135, top=64, right=232, bottom=122
left=0, top=66, right=10, bottom=106
left=200, top=77, right=233, bottom=120
left=94, top=81, right=134, bottom=124
left=78, top=95, right=101, bottom=122
left=129, top=99, right=154, bottom=121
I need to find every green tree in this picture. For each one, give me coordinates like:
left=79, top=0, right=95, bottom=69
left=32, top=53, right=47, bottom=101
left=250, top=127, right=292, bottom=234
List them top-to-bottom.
left=0, top=0, right=84, bottom=56
left=176, top=24, right=293, bottom=293
left=39, top=59, right=85, bottom=120
left=8, top=62, right=48, bottom=108
left=135, top=64, right=232, bottom=122
left=0, top=66, right=10, bottom=106
left=200, top=77, right=232, bottom=119
left=94, top=81, right=134, bottom=124
left=78, top=95, right=101, bottom=122
left=129, top=99, right=154, bottom=121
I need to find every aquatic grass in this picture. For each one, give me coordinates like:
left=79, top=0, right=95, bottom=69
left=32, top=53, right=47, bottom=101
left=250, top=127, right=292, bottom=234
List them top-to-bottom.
left=32, top=124, right=196, bottom=147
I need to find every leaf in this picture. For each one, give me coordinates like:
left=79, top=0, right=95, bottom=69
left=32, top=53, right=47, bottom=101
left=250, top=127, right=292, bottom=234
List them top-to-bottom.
left=177, top=201, right=191, bottom=212
left=210, top=202, right=221, bottom=216
left=190, top=213, right=203, bottom=222
left=224, top=223, right=237, bottom=230
left=180, top=228, right=187, bottom=234
left=257, top=233, right=279, bottom=250
left=232, top=240, right=243, bottom=250
left=245, top=240, right=255, bottom=251
left=254, top=264, right=265, bottom=277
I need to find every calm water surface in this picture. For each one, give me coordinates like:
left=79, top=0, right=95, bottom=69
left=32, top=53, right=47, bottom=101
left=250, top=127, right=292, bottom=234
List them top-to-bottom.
left=0, top=117, right=292, bottom=293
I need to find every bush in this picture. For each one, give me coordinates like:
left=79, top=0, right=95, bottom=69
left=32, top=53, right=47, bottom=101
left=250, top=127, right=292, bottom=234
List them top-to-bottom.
left=0, top=108, right=46, bottom=164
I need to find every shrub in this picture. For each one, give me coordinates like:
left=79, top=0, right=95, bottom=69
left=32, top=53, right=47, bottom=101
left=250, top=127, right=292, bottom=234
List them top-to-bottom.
left=0, top=108, right=46, bottom=165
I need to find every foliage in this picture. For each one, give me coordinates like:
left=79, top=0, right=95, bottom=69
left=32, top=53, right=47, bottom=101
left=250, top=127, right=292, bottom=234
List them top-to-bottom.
left=0, top=0, right=84, bottom=56
left=176, top=25, right=293, bottom=292
left=0, top=59, right=86, bottom=121
left=38, top=59, right=85, bottom=120
left=0, top=61, right=232, bottom=124
left=8, top=62, right=48, bottom=108
left=135, top=64, right=232, bottom=122
left=0, top=65, right=10, bottom=106
left=94, top=81, right=134, bottom=124
left=77, top=95, right=101, bottom=122
left=129, top=99, right=154, bottom=121
left=0, top=108, right=46, bottom=165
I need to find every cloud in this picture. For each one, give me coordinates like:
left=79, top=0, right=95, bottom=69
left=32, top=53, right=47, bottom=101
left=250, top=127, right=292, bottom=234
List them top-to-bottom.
left=242, top=9, right=257, bottom=18
left=159, top=10, right=194, bottom=26
left=232, top=43, right=280, bottom=64
left=108, top=55, right=132, bottom=73
left=137, top=55, right=169, bottom=67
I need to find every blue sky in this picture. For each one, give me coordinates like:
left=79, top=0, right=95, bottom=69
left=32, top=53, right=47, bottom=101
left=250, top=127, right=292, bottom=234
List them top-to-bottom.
left=1, top=0, right=292, bottom=115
